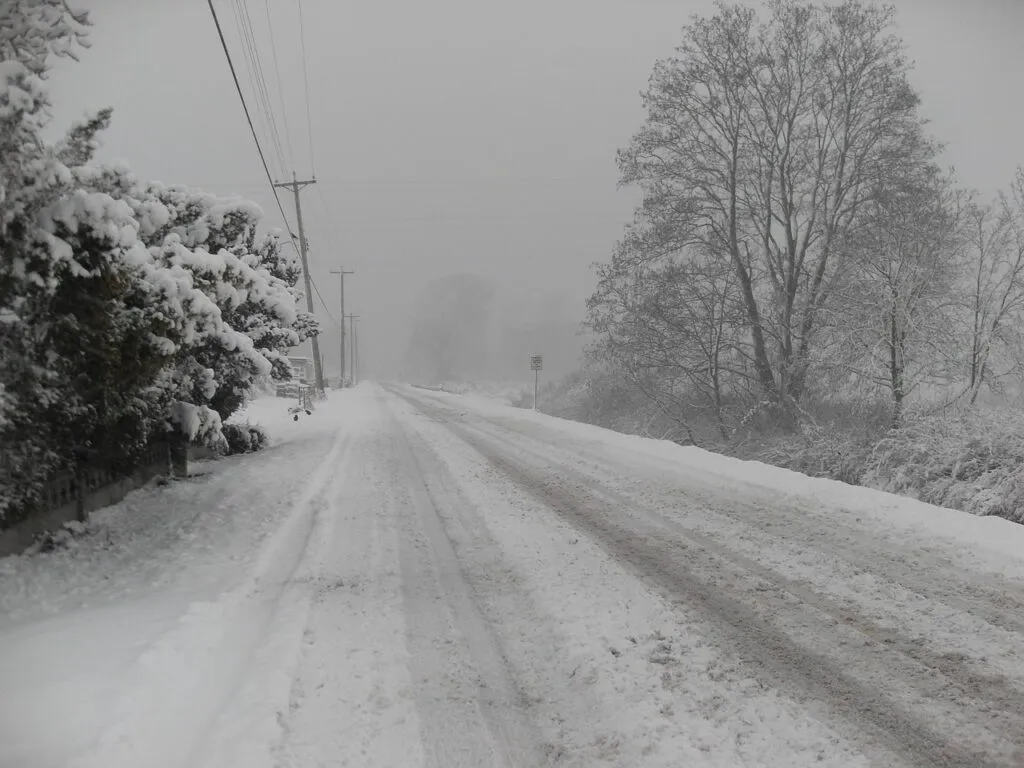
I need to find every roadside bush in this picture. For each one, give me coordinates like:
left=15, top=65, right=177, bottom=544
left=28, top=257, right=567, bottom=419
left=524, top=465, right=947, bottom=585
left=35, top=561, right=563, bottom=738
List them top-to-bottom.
left=863, top=412, right=1024, bottom=521
left=221, top=423, right=269, bottom=455
left=754, top=428, right=874, bottom=486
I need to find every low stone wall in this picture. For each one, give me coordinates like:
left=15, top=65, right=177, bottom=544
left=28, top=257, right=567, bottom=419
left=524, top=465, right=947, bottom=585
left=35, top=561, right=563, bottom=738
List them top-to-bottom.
left=0, top=442, right=171, bottom=558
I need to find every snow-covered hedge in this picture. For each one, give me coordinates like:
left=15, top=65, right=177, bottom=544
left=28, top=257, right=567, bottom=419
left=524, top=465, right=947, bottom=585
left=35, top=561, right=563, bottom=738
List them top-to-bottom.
left=0, top=3, right=316, bottom=524
left=221, top=423, right=269, bottom=456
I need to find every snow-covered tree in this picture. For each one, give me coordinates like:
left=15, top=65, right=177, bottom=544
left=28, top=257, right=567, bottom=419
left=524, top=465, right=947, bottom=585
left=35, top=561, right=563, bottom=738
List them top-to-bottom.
left=615, top=0, right=933, bottom=416
left=0, top=1, right=315, bottom=523
left=0, top=1, right=104, bottom=519
left=833, top=166, right=962, bottom=426
left=958, top=172, right=1024, bottom=405
left=134, top=186, right=315, bottom=420
left=247, top=229, right=320, bottom=381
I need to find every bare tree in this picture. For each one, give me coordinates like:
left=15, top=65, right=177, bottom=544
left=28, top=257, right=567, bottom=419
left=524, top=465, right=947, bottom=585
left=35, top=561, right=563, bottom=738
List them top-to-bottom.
left=615, top=0, right=933, bottom=420
left=835, top=167, right=961, bottom=427
left=960, top=169, right=1024, bottom=405
left=587, top=221, right=746, bottom=441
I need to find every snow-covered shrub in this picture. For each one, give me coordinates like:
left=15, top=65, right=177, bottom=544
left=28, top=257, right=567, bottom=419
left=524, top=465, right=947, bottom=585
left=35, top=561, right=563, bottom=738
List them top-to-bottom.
left=862, top=411, right=1024, bottom=520
left=221, top=422, right=268, bottom=455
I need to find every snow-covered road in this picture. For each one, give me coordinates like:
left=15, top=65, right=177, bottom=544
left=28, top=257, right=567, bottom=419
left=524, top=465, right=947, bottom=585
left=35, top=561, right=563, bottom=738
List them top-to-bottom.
left=3, top=383, right=1024, bottom=767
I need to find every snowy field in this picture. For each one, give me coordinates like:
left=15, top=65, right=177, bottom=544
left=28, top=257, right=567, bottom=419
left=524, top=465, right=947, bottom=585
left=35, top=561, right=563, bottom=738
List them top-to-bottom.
left=2, top=383, right=1024, bottom=767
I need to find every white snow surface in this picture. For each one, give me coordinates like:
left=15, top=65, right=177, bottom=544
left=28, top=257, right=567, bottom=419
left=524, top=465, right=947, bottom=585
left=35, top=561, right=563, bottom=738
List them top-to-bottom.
left=1, top=383, right=1024, bottom=767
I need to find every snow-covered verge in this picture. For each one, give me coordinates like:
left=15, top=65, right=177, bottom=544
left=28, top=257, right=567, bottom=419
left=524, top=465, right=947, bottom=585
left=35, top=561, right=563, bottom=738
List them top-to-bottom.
left=541, top=371, right=1024, bottom=526
left=416, top=387, right=1024, bottom=570
left=0, top=389, right=370, bottom=768
left=718, top=410, right=1024, bottom=526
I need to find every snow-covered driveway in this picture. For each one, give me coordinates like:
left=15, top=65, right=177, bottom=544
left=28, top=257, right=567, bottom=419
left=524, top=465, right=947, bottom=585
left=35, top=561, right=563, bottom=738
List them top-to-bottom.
left=3, top=383, right=1024, bottom=767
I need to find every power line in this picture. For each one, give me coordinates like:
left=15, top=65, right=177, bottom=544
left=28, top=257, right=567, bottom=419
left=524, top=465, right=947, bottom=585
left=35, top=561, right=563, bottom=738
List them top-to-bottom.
left=206, top=0, right=294, bottom=236
left=210, top=0, right=335, bottom=367
left=227, top=0, right=277, bottom=175
left=230, top=0, right=288, bottom=175
left=242, top=0, right=288, bottom=171
left=264, top=0, right=295, bottom=171
left=297, top=0, right=316, bottom=176
left=186, top=173, right=619, bottom=192
left=315, top=185, right=345, bottom=252
left=280, top=234, right=335, bottom=328
left=310, top=279, right=338, bottom=327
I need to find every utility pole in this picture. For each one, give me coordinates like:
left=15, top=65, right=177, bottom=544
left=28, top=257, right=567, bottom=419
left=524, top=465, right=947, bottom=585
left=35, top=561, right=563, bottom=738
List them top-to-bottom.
left=274, top=172, right=324, bottom=394
left=329, top=267, right=353, bottom=386
left=346, top=314, right=360, bottom=385
left=353, top=320, right=359, bottom=383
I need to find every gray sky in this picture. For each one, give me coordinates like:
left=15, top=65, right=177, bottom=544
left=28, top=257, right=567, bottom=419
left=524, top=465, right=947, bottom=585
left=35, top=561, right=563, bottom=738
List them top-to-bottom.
left=46, top=0, right=1024, bottom=378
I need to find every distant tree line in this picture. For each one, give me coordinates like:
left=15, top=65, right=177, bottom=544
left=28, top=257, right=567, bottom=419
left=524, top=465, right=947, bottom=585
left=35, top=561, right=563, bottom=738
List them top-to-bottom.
left=587, top=0, right=1024, bottom=442
left=0, top=2, right=317, bottom=524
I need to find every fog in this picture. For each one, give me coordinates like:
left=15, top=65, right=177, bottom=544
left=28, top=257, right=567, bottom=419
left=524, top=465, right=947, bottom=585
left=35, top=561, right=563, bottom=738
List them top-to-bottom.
left=45, top=0, right=1024, bottom=381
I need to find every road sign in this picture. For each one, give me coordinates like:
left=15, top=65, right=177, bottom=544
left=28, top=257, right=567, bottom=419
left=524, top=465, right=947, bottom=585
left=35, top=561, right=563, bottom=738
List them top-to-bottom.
left=530, top=354, right=543, bottom=411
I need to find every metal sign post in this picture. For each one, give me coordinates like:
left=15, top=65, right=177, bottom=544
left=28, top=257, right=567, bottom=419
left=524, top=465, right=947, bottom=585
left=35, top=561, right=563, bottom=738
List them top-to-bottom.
left=530, top=354, right=543, bottom=411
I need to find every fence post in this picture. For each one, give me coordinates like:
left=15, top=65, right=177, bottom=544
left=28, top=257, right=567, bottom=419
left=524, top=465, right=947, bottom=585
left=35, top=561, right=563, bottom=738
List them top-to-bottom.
left=170, top=438, right=188, bottom=478
left=74, top=469, right=86, bottom=523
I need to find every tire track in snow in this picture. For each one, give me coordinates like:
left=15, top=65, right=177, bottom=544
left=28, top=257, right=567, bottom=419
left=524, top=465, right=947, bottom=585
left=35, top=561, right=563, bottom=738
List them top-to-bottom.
left=392, top=388, right=1023, bottom=768
left=382, top=394, right=548, bottom=768
left=417, top=394, right=1024, bottom=652
left=447, top=406, right=1024, bottom=695
left=474, top=408, right=1024, bottom=636
left=454, top=416, right=1024, bottom=734
left=275, top=419, right=426, bottom=768
left=196, top=436, right=362, bottom=768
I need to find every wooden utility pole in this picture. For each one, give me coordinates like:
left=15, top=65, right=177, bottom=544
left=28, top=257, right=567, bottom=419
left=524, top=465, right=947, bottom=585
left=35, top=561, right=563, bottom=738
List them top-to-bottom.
left=274, top=173, right=324, bottom=394
left=329, top=267, right=353, bottom=386
left=346, top=314, right=360, bottom=385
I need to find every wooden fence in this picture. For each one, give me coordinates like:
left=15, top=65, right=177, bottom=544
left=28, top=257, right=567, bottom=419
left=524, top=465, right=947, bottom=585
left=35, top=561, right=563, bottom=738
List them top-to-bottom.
left=0, top=441, right=173, bottom=558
